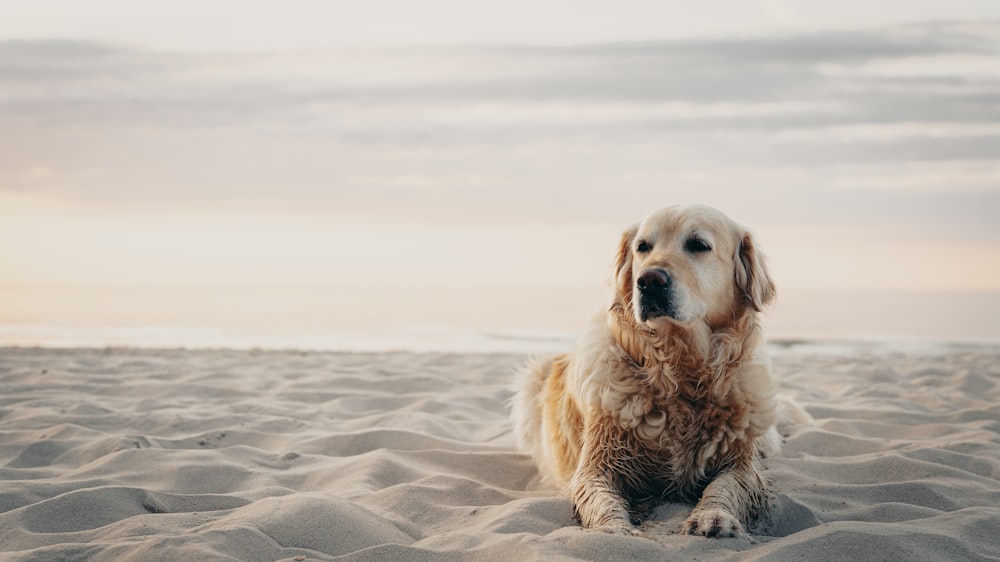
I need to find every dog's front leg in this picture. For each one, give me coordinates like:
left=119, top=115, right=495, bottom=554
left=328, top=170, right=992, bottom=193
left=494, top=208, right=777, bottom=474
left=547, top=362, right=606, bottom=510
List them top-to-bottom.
left=568, top=418, right=642, bottom=535
left=680, top=452, right=770, bottom=538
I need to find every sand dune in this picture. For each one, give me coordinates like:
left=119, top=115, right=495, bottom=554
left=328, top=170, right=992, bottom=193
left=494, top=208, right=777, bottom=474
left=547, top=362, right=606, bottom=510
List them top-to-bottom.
left=2, top=345, right=999, bottom=560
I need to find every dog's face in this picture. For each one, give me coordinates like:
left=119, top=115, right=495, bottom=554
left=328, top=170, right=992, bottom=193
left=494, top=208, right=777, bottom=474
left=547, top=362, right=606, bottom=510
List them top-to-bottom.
left=614, top=205, right=774, bottom=329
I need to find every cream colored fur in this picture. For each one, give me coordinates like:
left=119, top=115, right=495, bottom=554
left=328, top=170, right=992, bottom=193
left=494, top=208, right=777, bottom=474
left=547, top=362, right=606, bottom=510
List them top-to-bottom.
left=511, top=204, right=808, bottom=537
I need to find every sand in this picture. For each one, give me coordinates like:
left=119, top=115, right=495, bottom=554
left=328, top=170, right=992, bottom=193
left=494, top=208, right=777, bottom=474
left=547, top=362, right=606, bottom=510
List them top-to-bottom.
left=2, top=345, right=999, bottom=561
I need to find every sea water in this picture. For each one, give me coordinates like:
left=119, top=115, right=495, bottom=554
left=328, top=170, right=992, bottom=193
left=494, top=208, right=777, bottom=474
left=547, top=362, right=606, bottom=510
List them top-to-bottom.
left=1, top=286, right=998, bottom=353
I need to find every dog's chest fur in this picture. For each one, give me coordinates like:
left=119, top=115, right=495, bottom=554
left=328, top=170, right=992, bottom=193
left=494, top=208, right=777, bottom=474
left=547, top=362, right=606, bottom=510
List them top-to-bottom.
left=607, top=363, right=754, bottom=500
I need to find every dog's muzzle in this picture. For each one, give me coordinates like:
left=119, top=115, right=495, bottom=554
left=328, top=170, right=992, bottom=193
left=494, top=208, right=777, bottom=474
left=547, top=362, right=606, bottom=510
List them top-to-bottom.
left=636, top=268, right=676, bottom=321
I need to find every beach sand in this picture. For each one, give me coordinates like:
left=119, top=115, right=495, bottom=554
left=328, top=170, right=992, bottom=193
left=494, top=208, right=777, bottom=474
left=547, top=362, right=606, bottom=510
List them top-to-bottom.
left=2, top=345, right=999, bottom=561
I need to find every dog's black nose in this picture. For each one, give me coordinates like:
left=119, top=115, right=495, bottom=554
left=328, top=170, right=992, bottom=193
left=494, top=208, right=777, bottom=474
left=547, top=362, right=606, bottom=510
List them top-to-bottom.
left=636, top=268, right=670, bottom=293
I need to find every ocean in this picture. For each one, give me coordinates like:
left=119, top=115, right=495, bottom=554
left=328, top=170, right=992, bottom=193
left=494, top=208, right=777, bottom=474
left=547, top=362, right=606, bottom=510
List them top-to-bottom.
left=2, top=286, right=997, bottom=353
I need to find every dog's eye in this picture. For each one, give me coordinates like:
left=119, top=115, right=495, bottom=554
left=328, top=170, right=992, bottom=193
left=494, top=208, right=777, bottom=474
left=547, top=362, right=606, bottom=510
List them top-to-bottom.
left=684, top=238, right=712, bottom=254
left=636, top=240, right=651, bottom=253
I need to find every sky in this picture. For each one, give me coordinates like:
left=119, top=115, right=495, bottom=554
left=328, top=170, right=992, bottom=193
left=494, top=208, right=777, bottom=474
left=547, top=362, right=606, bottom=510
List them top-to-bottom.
left=2, top=1, right=1000, bottom=50
left=1, top=2, right=1000, bottom=299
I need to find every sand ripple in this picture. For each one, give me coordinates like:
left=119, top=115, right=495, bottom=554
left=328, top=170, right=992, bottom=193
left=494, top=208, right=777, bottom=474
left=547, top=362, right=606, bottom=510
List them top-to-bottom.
left=1, top=346, right=999, bottom=560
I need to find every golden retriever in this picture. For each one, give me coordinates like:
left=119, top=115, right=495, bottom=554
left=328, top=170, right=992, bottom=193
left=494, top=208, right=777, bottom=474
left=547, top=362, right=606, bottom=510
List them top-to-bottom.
left=511, top=204, right=807, bottom=537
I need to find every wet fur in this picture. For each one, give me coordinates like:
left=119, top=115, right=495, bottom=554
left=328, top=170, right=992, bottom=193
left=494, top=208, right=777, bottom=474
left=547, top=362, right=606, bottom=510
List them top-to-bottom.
left=511, top=205, right=799, bottom=537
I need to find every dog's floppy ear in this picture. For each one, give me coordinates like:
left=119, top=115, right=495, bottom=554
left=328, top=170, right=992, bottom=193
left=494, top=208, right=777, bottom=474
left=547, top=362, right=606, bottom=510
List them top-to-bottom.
left=614, top=225, right=638, bottom=299
left=735, top=230, right=775, bottom=311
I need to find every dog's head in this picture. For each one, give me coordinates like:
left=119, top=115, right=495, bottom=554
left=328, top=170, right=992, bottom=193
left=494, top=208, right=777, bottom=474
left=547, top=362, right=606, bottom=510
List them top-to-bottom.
left=614, top=204, right=775, bottom=330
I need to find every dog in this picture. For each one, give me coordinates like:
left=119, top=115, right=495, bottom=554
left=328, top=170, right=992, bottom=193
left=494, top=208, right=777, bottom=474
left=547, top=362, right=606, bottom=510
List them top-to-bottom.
left=511, top=204, right=807, bottom=537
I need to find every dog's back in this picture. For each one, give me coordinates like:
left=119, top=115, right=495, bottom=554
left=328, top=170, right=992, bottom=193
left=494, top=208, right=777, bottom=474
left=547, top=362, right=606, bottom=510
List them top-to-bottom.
left=511, top=353, right=584, bottom=487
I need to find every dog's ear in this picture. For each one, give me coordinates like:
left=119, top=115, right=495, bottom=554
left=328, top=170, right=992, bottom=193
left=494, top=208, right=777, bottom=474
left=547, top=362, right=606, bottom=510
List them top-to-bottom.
left=614, top=225, right=638, bottom=299
left=735, top=230, right=775, bottom=311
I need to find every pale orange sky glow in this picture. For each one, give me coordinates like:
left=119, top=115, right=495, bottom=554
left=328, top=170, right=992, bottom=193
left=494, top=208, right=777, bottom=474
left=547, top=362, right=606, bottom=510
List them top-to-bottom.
left=3, top=192, right=999, bottom=292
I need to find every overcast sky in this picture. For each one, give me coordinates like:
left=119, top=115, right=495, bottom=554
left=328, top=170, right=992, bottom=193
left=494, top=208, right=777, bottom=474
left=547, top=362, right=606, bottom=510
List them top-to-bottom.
left=2, top=1, right=1000, bottom=50
left=1, top=4, right=999, bottom=292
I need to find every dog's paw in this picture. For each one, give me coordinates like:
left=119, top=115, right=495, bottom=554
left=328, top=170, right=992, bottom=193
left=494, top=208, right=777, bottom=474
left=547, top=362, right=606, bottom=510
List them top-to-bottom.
left=680, top=508, right=743, bottom=538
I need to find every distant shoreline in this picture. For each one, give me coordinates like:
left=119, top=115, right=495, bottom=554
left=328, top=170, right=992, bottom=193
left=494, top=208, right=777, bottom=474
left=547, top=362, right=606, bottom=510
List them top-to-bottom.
left=1, top=286, right=998, bottom=352
left=1, top=338, right=997, bottom=357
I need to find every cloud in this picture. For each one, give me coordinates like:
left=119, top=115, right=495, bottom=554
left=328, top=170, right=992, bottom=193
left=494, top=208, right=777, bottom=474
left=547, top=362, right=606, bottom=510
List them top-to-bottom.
left=0, top=23, right=998, bottom=235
